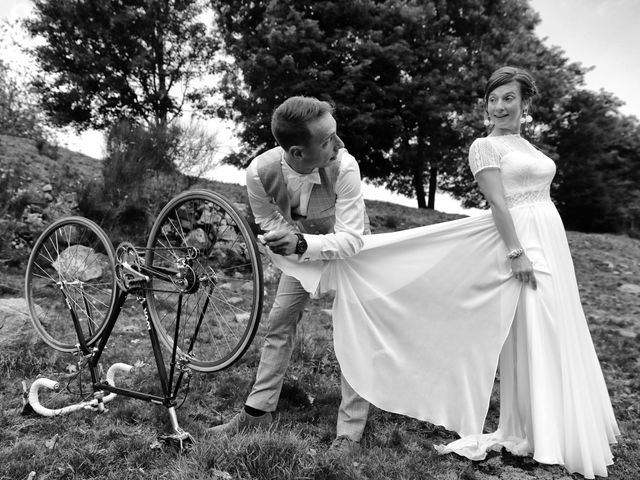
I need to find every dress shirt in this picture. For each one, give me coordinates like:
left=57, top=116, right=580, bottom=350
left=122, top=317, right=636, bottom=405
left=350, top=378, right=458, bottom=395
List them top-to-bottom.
left=246, top=148, right=366, bottom=262
left=280, top=159, right=321, bottom=217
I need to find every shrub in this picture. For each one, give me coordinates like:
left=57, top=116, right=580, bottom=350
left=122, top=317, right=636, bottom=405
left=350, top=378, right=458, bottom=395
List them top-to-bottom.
left=0, top=54, right=47, bottom=140
left=75, top=119, right=226, bottom=245
left=171, top=119, right=223, bottom=184
left=34, top=135, right=60, bottom=160
left=0, top=162, right=25, bottom=215
left=0, top=163, right=30, bottom=266
left=76, top=180, right=113, bottom=225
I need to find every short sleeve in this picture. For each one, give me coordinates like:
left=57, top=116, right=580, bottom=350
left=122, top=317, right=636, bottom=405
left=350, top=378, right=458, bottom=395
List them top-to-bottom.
left=468, top=138, right=501, bottom=177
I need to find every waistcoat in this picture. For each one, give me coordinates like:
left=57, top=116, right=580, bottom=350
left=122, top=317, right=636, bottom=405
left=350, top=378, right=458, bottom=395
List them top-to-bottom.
left=255, top=147, right=370, bottom=235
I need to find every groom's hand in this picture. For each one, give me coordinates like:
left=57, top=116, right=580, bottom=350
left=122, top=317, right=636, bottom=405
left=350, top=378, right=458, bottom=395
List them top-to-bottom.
left=263, top=230, right=297, bottom=256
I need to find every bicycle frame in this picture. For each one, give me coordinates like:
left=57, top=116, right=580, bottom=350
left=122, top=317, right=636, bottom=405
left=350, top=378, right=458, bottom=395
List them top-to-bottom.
left=25, top=193, right=264, bottom=450
left=31, top=268, right=194, bottom=449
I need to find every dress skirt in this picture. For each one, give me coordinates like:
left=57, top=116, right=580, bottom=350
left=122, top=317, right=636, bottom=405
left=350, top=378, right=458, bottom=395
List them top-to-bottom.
left=270, top=200, right=619, bottom=478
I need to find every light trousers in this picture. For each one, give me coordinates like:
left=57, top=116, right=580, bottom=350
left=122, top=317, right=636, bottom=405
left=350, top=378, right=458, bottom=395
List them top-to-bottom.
left=246, top=274, right=370, bottom=441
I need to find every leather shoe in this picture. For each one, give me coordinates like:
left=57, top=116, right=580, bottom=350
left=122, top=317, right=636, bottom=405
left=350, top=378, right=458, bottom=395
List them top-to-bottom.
left=208, top=410, right=272, bottom=436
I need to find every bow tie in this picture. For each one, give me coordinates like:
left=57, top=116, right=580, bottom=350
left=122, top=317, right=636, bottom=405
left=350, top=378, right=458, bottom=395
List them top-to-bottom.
left=287, top=171, right=321, bottom=190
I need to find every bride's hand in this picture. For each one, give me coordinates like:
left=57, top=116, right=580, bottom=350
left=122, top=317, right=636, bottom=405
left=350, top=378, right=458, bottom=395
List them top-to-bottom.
left=511, top=255, right=537, bottom=289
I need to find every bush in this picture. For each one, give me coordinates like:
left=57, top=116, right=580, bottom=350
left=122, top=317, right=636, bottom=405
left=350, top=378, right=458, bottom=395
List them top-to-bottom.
left=0, top=58, right=47, bottom=139
left=75, top=119, right=227, bottom=245
left=171, top=119, right=223, bottom=183
left=74, top=121, right=192, bottom=243
left=35, top=135, right=60, bottom=160
left=0, top=162, right=24, bottom=212
left=0, top=163, right=28, bottom=266
left=76, top=180, right=112, bottom=225
left=0, top=219, right=28, bottom=267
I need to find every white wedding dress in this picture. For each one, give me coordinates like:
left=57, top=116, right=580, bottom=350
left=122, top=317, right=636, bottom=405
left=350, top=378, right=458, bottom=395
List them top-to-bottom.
left=271, top=135, right=619, bottom=478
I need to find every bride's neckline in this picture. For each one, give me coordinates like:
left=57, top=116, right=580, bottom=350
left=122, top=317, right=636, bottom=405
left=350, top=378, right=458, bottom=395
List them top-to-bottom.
left=485, top=133, right=543, bottom=156
left=488, top=133, right=521, bottom=138
left=487, top=134, right=529, bottom=143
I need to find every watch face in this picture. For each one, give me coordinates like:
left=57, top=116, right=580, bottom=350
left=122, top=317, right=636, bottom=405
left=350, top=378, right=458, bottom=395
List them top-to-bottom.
left=295, top=234, right=307, bottom=254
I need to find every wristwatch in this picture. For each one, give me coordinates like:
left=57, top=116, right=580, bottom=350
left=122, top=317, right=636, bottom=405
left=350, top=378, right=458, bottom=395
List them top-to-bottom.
left=294, top=233, right=308, bottom=255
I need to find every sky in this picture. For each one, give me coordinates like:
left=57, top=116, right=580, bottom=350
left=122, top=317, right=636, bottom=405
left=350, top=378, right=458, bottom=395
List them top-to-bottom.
left=2, top=0, right=639, bottom=213
left=530, top=0, right=640, bottom=117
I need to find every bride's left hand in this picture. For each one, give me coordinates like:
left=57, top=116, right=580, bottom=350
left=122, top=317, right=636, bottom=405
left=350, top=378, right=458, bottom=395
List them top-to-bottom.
left=511, top=254, right=537, bottom=289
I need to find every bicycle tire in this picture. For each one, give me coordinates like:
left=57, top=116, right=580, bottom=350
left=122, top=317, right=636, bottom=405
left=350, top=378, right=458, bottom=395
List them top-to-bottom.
left=145, top=190, right=263, bottom=372
left=25, top=216, right=117, bottom=352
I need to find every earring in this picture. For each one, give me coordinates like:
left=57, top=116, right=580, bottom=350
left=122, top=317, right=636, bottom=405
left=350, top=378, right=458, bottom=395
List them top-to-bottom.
left=520, top=113, right=533, bottom=124
left=483, top=118, right=491, bottom=127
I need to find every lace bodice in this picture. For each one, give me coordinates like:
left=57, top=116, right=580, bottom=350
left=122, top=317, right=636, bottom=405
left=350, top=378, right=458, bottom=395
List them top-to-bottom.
left=468, top=135, right=556, bottom=207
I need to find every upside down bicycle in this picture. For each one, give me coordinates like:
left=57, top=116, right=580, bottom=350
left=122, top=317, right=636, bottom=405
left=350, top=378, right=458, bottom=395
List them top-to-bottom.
left=23, top=189, right=264, bottom=448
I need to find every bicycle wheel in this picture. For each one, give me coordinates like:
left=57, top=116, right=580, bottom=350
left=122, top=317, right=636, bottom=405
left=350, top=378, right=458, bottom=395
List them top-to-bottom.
left=145, top=190, right=263, bottom=372
left=25, top=217, right=117, bottom=352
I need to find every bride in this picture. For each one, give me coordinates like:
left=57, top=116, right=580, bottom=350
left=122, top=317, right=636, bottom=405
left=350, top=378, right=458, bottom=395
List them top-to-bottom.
left=270, top=66, right=619, bottom=478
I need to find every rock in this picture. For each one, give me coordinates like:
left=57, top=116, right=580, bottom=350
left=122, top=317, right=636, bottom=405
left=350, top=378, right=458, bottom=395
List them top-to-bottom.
left=42, top=183, right=53, bottom=192
left=43, top=192, right=78, bottom=220
left=232, top=203, right=249, bottom=216
left=198, top=208, right=221, bottom=225
left=24, top=212, right=45, bottom=228
left=216, top=224, right=238, bottom=242
left=185, top=228, right=211, bottom=250
left=52, top=245, right=111, bottom=282
left=618, top=283, right=640, bottom=294
left=0, top=298, right=40, bottom=347
left=618, top=329, right=637, bottom=339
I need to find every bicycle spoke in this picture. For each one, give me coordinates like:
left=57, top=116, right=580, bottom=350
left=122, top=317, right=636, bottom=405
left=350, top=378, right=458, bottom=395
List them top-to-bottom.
left=144, top=191, right=263, bottom=372
left=26, top=217, right=116, bottom=352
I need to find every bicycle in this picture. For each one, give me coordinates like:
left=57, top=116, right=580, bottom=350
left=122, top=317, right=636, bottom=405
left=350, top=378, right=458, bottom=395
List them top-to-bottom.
left=23, top=189, right=264, bottom=448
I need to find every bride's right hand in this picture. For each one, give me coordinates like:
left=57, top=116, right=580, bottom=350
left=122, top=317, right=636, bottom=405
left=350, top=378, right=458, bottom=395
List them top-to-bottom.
left=511, top=255, right=537, bottom=289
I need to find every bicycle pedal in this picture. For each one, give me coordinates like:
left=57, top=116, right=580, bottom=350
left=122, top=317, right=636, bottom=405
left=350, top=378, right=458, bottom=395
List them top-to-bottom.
left=158, top=431, right=194, bottom=452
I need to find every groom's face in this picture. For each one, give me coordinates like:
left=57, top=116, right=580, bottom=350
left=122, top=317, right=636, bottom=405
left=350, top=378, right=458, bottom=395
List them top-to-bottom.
left=292, top=113, right=344, bottom=174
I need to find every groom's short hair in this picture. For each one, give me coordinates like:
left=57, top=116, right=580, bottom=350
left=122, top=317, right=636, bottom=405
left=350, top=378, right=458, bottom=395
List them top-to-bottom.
left=271, top=96, right=334, bottom=150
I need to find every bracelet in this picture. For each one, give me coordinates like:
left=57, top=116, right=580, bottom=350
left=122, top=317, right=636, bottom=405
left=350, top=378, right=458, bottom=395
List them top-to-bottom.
left=507, top=248, right=524, bottom=260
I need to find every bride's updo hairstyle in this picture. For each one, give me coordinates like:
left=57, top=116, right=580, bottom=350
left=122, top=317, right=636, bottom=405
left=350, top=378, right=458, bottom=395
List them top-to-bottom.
left=484, top=66, right=538, bottom=105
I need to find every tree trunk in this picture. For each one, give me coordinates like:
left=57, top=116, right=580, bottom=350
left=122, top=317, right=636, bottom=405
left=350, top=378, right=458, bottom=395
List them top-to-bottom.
left=154, top=14, right=168, bottom=127
left=412, top=159, right=427, bottom=209
left=427, top=163, right=438, bottom=210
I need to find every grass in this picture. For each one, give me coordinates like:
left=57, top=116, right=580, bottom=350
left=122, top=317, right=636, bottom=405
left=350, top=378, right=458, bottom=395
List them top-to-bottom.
left=1, top=135, right=639, bottom=479
left=2, top=224, right=639, bottom=480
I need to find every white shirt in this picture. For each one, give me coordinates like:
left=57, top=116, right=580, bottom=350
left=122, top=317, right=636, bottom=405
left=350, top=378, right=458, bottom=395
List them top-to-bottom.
left=246, top=148, right=366, bottom=261
left=280, top=158, right=321, bottom=217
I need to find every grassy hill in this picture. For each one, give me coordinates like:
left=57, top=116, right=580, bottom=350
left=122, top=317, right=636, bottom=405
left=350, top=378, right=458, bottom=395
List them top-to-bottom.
left=0, top=134, right=639, bottom=479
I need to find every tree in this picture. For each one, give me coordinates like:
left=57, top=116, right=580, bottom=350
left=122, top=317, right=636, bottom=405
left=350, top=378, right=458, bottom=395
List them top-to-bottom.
left=26, top=0, right=218, bottom=130
left=211, top=0, right=585, bottom=209
left=211, top=0, right=403, bottom=170
left=0, top=20, right=46, bottom=138
left=439, top=38, right=588, bottom=210
left=543, top=89, right=640, bottom=233
left=168, top=119, right=222, bottom=181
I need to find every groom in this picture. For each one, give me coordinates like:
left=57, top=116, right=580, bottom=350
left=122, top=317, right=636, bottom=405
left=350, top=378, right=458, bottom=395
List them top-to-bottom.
left=209, top=95, right=371, bottom=455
